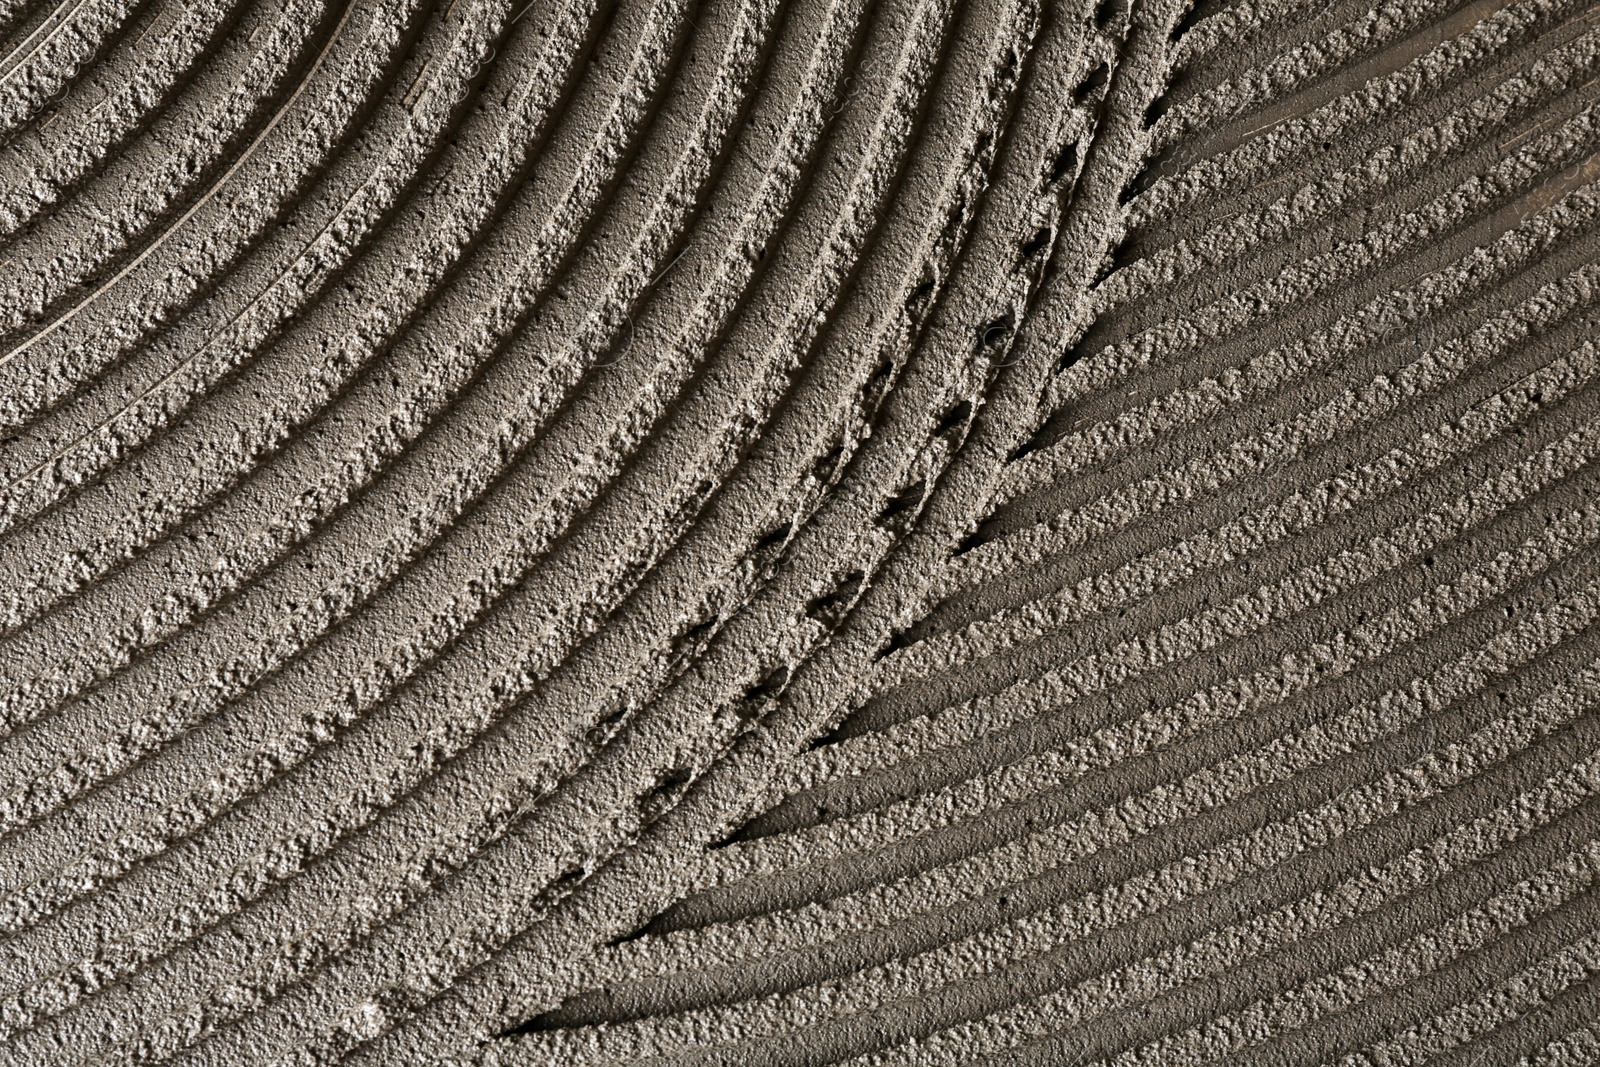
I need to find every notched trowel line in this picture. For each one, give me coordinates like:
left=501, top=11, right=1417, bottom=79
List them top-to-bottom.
left=0, top=0, right=1595, bottom=1062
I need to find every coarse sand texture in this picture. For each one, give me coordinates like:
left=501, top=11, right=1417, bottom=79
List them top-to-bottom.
left=0, top=0, right=1597, bottom=1062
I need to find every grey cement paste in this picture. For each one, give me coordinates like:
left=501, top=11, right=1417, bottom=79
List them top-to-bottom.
left=0, top=0, right=1597, bottom=1062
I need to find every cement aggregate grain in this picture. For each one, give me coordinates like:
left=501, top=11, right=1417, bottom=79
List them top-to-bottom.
left=0, top=0, right=1596, bottom=1062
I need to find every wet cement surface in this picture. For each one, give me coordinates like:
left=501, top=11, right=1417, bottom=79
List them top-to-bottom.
left=0, top=0, right=1597, bottom=1062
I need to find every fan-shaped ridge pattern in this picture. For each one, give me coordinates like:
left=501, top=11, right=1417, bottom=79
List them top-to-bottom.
left=0, top=0, right=1595, bottom=1064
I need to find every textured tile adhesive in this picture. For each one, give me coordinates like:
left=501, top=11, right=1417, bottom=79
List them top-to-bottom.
left=2, top=0, right=1600, bottom=1062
